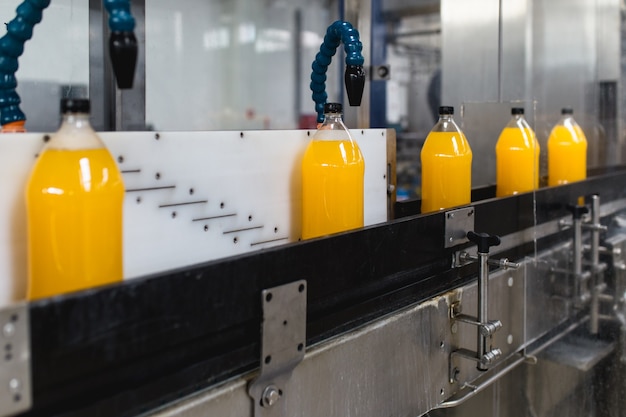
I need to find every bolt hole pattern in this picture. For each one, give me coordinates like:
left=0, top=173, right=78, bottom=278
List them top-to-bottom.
left=240, top=132, right=244, bottom=138
left=155, top=133, right=160, bottom=140
left=43, top=134, right=50, bottom=143
left=117, top=155, right=124, bottom=163
left=155, top=172, right=161, bottom=180
left=189, top=188, right=194, bottom=195
left=136, top=196, right=142, bottom=204
left=220, top=202, right=225, bottom=209
left=171, top=212, right=177, bottom=219
left=248, top=215, right=253, bottom=221
left=204, top=225, right=209, bottom=232
left=274, top=227, right=278, bottom=233
left=233, top=237, right=238, bottom=244
left=298, top=284, right=305, bottom=293
left=265, top=293, right=273, bottom=302
left=283, top=320, right=288, bottom=326
left=297, top=343, right=304, bottom=352
left=264, top=355, right=272, bottom=364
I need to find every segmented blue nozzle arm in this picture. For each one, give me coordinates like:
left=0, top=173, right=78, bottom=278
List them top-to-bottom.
left=0, top=0, right=51, bottom=127
left=0, top=0, right=137, bottom=127
left=103, top=0, right=135, bottom=32
left=104, top=0, right=138, bottom=89
left=310, top=20, right=365, bottom=123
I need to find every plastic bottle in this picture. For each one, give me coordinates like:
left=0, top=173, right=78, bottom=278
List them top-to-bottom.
left=26, top=98, right=124, bottom=300
left=301, top=102, right=364, bottom=239
left=420, top=106, right=472, bottom=213
left=495, top=107, right=540, bottom=197
left=547, top=108, right=587, bottom=186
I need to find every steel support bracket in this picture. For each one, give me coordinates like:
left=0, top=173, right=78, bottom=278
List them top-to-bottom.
left=444, top=206, right=475, bottom=248
left=248, top=280, right=307, bottom=417
left=0, top=303, right=31, bottom=417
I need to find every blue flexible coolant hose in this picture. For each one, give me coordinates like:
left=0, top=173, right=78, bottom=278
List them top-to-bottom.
left=0, top=0, right=137, bottom=128
left=0, top=0, right=50, bottom=128
left=310, top=20, right=365, bottom=123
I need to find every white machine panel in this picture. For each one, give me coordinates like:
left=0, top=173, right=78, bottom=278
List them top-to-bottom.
left=0, top=129, right=389, bottom=306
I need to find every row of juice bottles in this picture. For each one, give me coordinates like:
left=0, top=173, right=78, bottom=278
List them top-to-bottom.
left=23, top=100, right=583, bottom=300
left=24, top=100, right=362, bottom=300
left=421, top=105, right=588, bottom=213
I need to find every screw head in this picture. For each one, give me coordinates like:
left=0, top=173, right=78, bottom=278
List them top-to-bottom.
left=451, top=322, right=458, bottom=334
left=3, top=323, right=15, bottom=338
left=9, top=378, right=20, bottom=393
left=262, top=385, right=280, bottom=407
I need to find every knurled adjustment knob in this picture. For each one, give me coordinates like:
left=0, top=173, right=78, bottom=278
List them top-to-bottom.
left=467, top=231, right=501, bottom=254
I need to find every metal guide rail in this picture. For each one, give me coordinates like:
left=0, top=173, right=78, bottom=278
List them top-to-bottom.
left=2, top=166, right=626, bottom=416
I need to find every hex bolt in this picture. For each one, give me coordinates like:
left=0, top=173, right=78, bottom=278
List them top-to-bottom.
left=2, top=323, right=15, bottom=338
left=262, top=385, right=281, bottom=407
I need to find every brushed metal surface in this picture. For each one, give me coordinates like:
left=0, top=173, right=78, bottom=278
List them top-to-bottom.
left=441, top=0, right=500, bottom=114
left=460, top=101, right=536, bottom=187
left=145, top=256, right=533, bottom=417
left=0, top=303, right=31, bottom=417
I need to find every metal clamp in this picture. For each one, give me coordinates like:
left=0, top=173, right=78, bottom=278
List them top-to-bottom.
left=444, top=207, right=475, bottom=248
left=248, top=280, right=307, bottom=417
left=0, top=303, right=31, bottom=417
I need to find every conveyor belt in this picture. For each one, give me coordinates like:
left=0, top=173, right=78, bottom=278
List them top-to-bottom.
left=18, top=166, right=626, bottom=416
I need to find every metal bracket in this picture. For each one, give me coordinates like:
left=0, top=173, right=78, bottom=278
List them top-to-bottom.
left=444, top=207, right=475, bottom=248
left=248, top=280, right=307, bottom=417
left=0, top=303, right=31, bottom=417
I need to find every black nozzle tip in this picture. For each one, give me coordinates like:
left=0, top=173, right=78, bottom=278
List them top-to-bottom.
left=109, top=31, right=138, bottom=89
left=344, top=65, right=365, bottom=106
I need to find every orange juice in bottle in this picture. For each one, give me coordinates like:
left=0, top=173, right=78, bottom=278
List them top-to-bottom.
left=26, top=98, right=124, bottom=300
left=302, top=102, right=364, bottom=239
left=420, top=106, right=472, bottom=213
left=495, top=107, right=540, bottom=197
left=548, top=107, right=587, bottom=186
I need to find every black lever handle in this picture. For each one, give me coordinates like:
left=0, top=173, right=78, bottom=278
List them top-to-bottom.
left=567, top=204, right=589, bottom=220
left=467, top=231, right=501, bottom=254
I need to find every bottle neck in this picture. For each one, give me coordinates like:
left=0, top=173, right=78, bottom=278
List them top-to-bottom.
left=62, top=113, right=92, bottom=128
left=433, top=114, right=459, bottom=133
left=508, top=114, right=529, bottom=129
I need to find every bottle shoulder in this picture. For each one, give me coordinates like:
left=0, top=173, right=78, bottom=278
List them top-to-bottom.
left=45, top=119, right=105, bottom=150
left=422, top=130, right=472, bottom=155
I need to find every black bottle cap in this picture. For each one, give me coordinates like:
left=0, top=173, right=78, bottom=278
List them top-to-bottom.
left=61, top=98, right=90, bottom=114
left=324, top=102, right=342, bottom=114
left=439, top=106, right=454, bottom=115
left=511, top=107, right=524, bottom=115
left=561, top=107, right=574, bottom=115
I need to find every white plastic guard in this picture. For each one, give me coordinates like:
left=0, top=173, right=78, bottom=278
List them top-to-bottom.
left=0, top=129, right=389, bottom=306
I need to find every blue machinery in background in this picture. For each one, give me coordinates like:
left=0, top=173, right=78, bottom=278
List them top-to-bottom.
left=0, top=0, right=138, bottom=129
left=310, top=20, right=366, bottom=124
